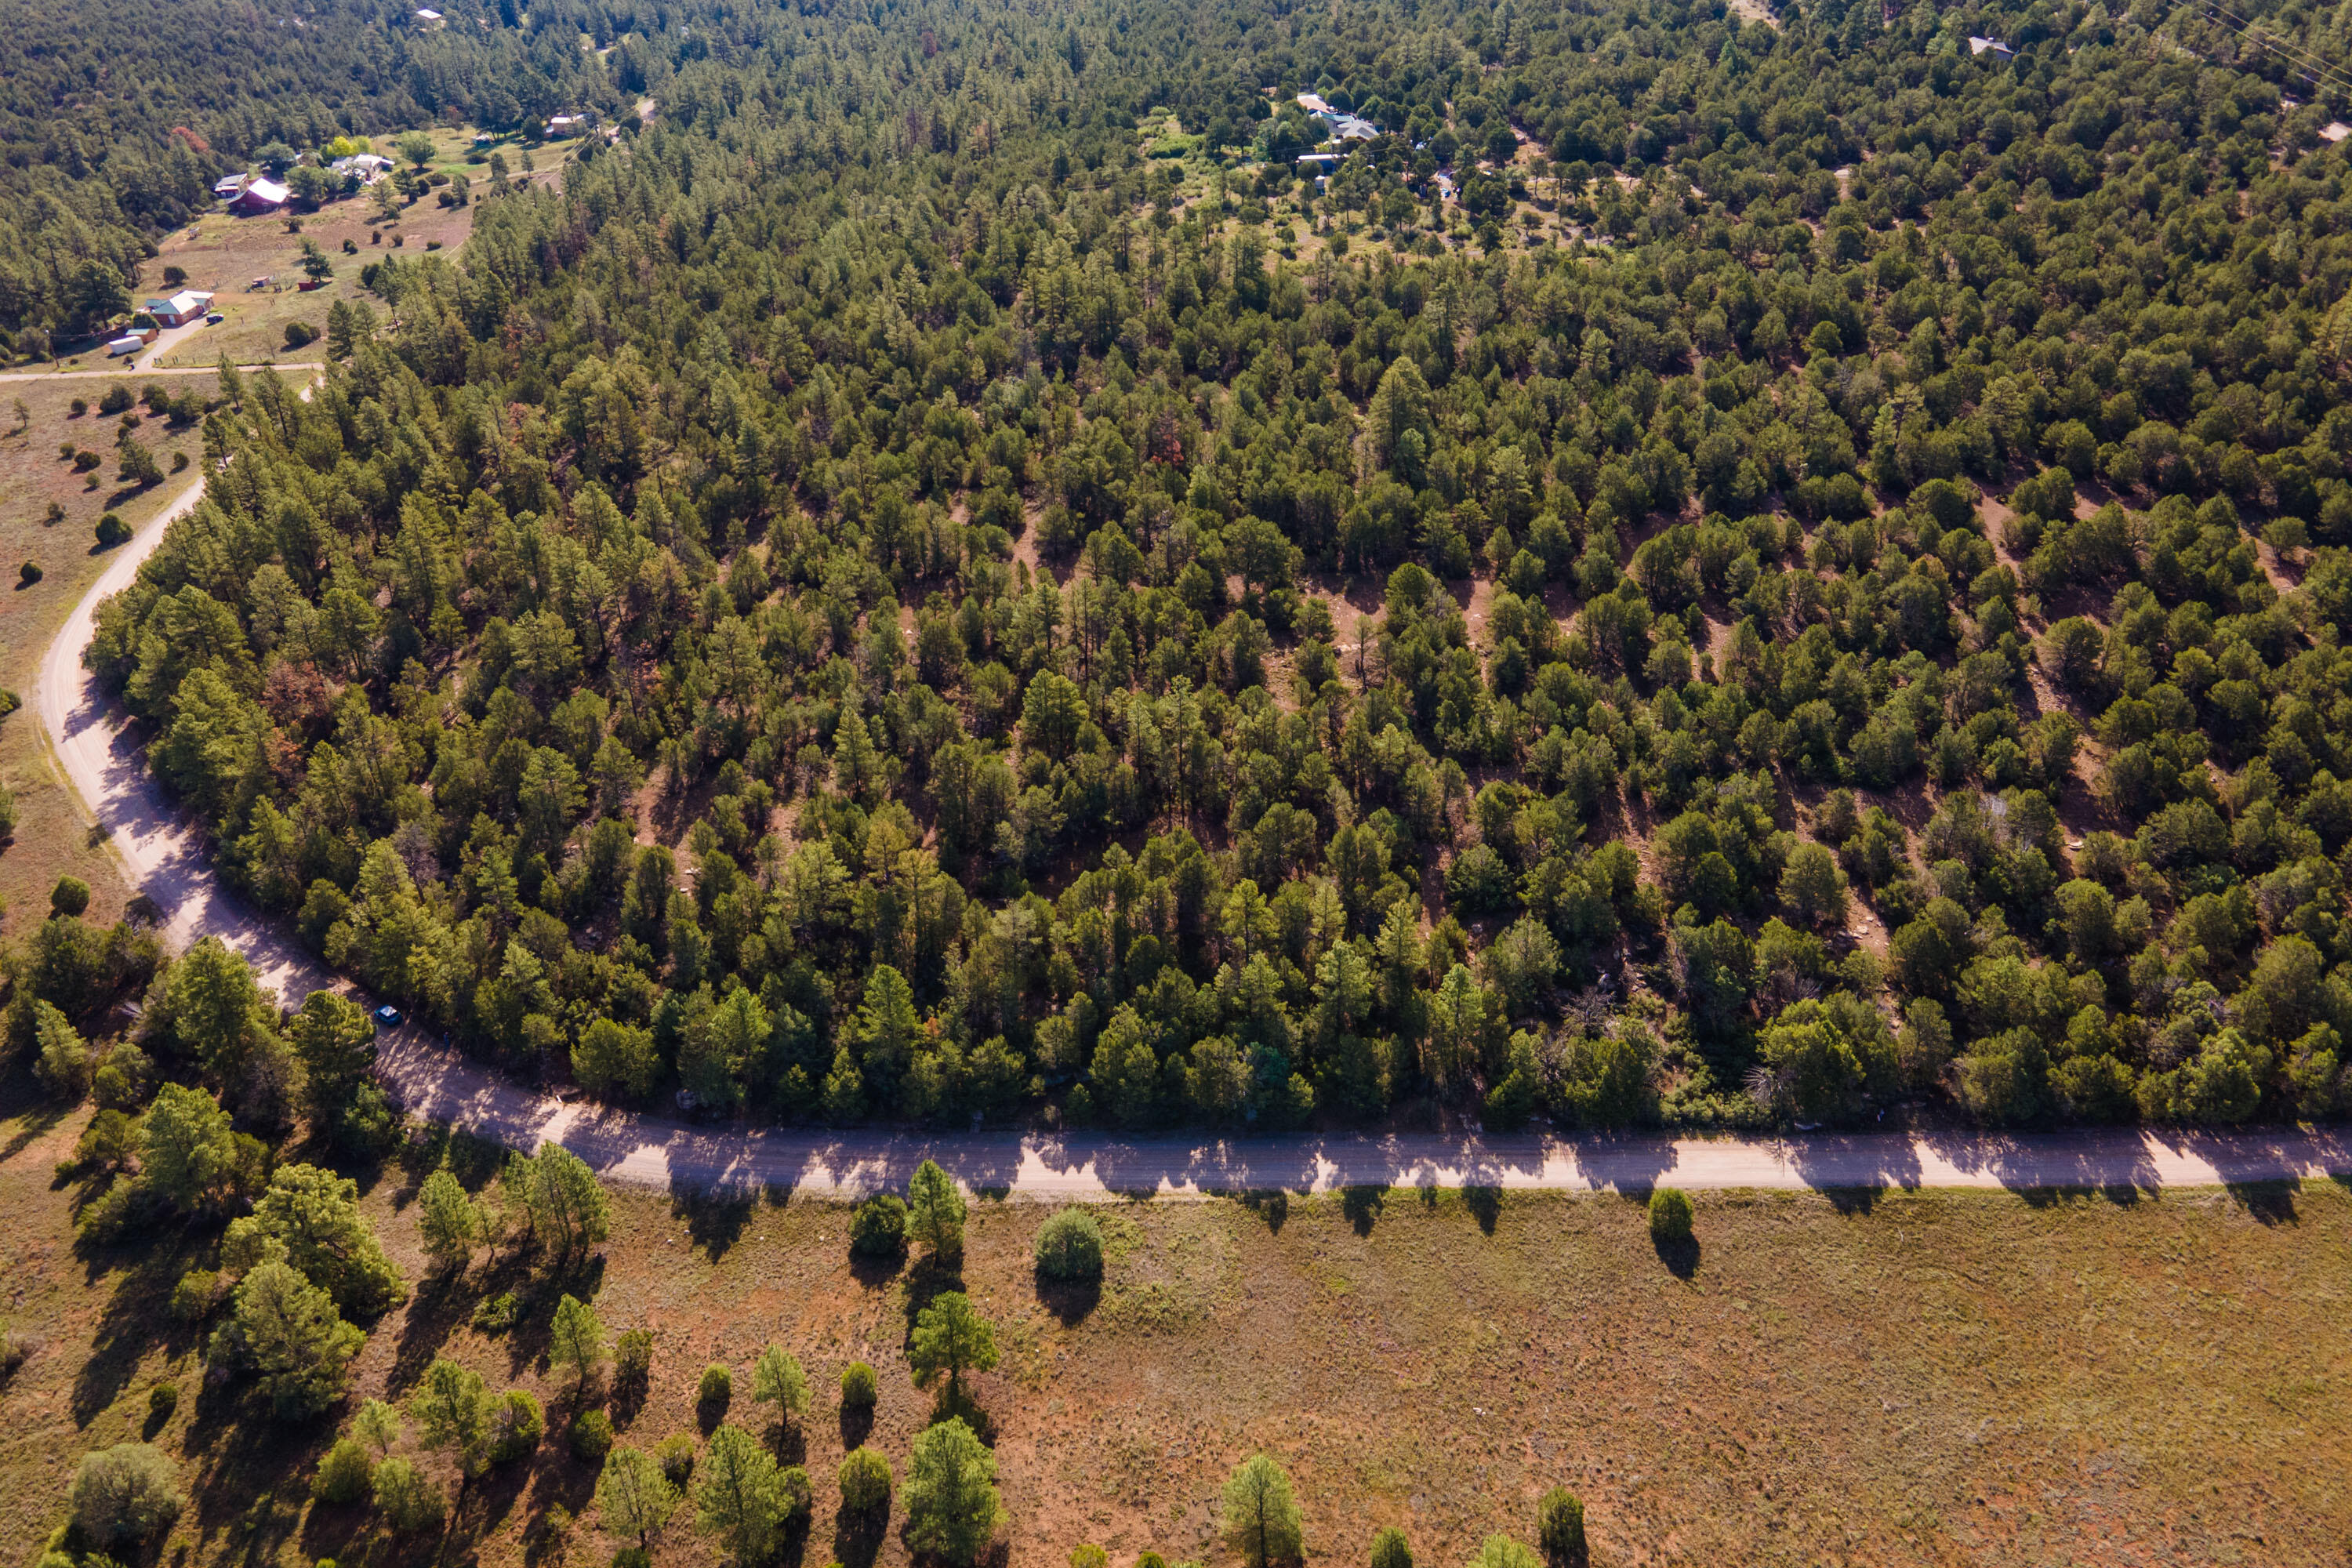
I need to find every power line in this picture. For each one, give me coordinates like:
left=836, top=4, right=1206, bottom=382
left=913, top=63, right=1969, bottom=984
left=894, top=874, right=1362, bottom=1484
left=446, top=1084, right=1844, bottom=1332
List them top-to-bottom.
left=2196, top=2, right=2352, bottom=97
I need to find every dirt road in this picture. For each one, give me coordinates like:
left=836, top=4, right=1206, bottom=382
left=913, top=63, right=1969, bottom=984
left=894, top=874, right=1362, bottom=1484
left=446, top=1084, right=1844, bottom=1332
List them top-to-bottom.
left=0, top=361, right=322, bottom=383
left=32, top=395, right=332, bottom=1006
left=31, top=416, right=2352, bottom=1202
left=376, top=1029, right=2352, bottom=1198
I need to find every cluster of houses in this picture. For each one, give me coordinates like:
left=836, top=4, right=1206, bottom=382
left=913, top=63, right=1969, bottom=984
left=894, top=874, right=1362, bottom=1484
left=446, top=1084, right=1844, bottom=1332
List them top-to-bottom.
left=1290, top=93, right=1382, bottom=186
left=211, top=148, right=397, bottom=217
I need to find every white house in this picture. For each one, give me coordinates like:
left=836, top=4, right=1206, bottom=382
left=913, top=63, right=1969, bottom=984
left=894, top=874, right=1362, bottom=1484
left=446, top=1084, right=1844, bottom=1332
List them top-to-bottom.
left=412, top=7, right=444, bottom=24
left=1967, top=35, right=2014, bottom=56
left=331, top=153, right=394, bottom=180
left=212, top=173, right=249, bottom=198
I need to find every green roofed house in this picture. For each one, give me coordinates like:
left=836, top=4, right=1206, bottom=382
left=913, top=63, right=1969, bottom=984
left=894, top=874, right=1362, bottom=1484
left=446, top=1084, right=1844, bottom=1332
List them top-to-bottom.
left=142, top=290, right=215, bottom=327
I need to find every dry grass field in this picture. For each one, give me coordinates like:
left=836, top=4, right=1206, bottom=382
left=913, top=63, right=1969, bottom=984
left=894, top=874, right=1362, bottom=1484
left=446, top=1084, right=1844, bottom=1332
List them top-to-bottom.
left=142, top=196, right=477, bottom=370
left=0, top=376, right=226, bottom=934
left=3, top=1087, right=2347, bottom=1568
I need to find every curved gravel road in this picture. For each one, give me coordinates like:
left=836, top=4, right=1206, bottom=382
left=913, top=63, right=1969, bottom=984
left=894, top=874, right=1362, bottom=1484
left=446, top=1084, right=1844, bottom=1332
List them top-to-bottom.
left=34, top=433, right=2352, bottom=1201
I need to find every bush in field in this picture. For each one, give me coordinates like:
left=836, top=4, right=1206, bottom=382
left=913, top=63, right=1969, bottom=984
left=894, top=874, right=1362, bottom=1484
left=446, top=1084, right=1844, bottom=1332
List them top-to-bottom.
left=1033, top=1207, right=1105, bottom=1281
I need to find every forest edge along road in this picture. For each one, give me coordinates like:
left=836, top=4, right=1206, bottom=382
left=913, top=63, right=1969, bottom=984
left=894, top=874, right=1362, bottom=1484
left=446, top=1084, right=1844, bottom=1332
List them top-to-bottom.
left=30, top=414, right=2352, bottom=1200
left=373, top=1027, right=2352, bottom=1200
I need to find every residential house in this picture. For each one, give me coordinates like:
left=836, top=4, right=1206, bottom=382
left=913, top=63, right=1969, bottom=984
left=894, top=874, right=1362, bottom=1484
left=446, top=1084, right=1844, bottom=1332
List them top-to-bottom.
left=412, top=7, right=444, bottom=24
left=1967, top=35, right=2014, bottom=56
left=331, top=153, right=394, bottom=181
left=212, top=173, right=249, bottom=199
left=228, top=177, right=290, bottom=216
left=141, top=290, right=216, bottom=327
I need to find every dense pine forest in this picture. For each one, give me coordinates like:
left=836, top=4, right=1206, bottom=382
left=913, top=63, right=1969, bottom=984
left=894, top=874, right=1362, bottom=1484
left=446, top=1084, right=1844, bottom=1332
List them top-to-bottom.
left=28, top=0, right=2352, bottom=1142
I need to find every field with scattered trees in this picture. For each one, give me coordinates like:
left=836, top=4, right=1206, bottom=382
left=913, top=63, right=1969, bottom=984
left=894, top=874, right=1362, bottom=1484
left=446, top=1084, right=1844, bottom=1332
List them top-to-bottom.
left=6, top=1091, right=2350, bottom=1568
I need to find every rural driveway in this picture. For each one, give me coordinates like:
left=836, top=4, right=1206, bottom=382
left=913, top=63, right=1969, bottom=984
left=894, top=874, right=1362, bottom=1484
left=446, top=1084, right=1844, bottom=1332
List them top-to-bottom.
left=30, top=411, right=2352, bottom=1203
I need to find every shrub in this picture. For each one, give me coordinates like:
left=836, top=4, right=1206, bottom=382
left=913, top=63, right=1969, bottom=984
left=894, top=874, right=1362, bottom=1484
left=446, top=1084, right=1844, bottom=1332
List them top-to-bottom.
left=284, top=321, right=319, bottom=350
left=98, top=385, right=134, bottom=416
left=70, top=397, right=88, bottom=417
left=95, top=513, right=132, bottom=549
left=19, top=561, right=41, bottom=586
left=50, top=877, right=90, bottom=916
left=1647, top=1187, right=1693, bottom=1245
left=848, top=1192, right=906, bottom=1255
left=1033, top=1207, right=1105, bottom=1282
left=169, top=1269, right=223, bottom=1323
left=471, top=1291, right=518, bottom=1333
left=615, top=1327, right=654, bottom=1381
left=1, top=1329, right=37, bottom=1379
left=840, top=1360, right=877, bottom=1409
left=696, top=1363, right=731, bottom=1407
left=147, top=1380, right=180, bottom=1425
left=489, top=1388, right=545, bottom=1463
left=569, top=1407, right=615, bottom=1462
left=654, top=1432, right=697, bottom=1485
left=313, top=1437, right=373, bottom=1503
left=71, top=1442, right=184, bottom=1544
left=838, top=1445, right=892, bottom=1512
left=372, top=1456, right=445, bottom=1532
left=1537, top=1487, right=1588, bottom=1566
left=1371, top=1526, right=1414, bottom=1568
left=1071, top=1547, right=1109, bottom=1568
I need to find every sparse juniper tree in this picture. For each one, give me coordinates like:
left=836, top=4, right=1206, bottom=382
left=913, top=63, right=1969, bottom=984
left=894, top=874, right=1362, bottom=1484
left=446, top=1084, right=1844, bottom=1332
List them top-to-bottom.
left=906, top=1158, right=966, bottom=1258
left=416, top=1169, right=481, bottom=1273
left=909, top=1291, right=999, bottom=1391
left=549, top=1293, right=607, bottom=1392
left=752, top=1343, right=810, bottom=1436
left=412, top=1357, right=495, bottom=1482
left=354, top=1397, right=403, bottom=1458
left=903, top=1417, right=1004, bottom=1564
left=694, top=1423, right=805, bottom=1562
left=597, top=1444, right=681, bottom=1548
left=1221, top=1454, right=1304, bottom=1568
left=1537, top=1487, right=1588, bottom=1567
